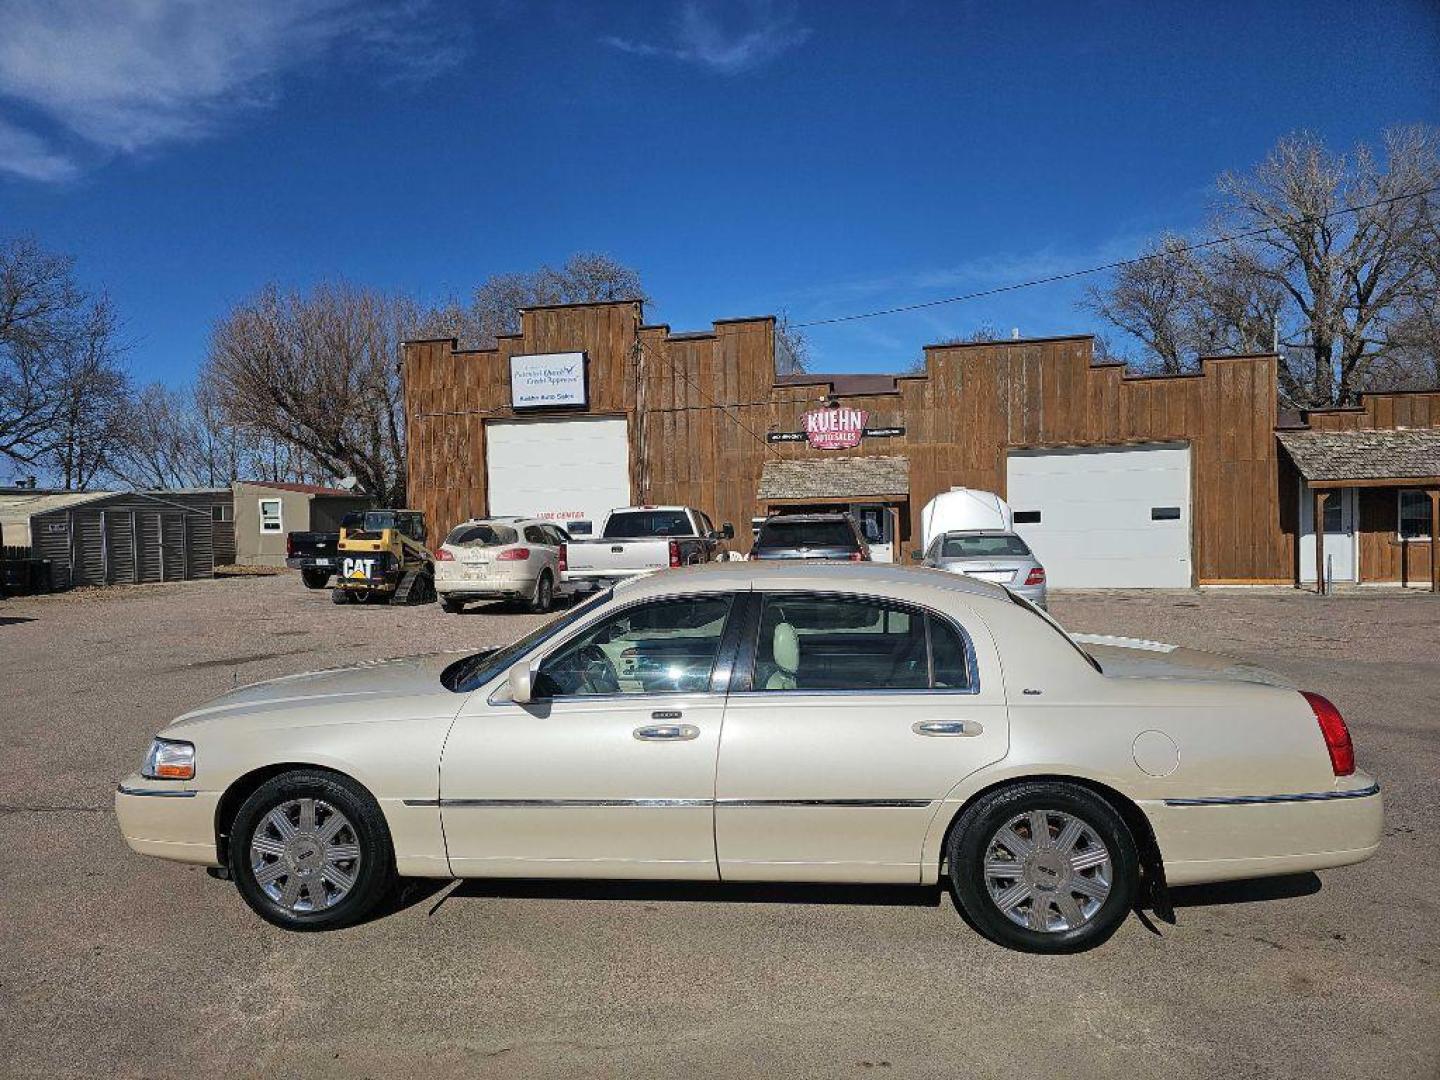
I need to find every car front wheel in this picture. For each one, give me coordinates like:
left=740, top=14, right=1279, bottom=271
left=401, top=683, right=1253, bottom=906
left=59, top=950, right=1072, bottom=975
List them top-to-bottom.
left=228, top=770, right=396, bottom=931
left=947, top=781, right=1137, bottom=953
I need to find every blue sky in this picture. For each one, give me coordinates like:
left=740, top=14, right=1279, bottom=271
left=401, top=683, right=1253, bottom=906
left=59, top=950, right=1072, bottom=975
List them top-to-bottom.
left=2, top=0, right=1437, bottom=384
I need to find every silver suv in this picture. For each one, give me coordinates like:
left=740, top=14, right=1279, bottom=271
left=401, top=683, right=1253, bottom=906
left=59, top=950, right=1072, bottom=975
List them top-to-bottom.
left=918, top=530, right=1047, bottom=608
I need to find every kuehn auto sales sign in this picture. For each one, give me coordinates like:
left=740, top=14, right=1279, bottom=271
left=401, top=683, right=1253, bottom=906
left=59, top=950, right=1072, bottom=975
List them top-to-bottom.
left=511, top=352, right=587, bottom=409
left=802, top=406, right=868, bottom=450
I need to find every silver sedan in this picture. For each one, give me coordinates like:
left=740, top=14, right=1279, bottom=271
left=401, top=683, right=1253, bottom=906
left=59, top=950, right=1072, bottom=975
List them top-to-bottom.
left=920, top=530, right=1047, bottom=608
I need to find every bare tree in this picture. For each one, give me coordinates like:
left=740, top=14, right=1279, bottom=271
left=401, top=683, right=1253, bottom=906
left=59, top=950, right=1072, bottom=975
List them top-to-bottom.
left=1088, top=127, right=1440, bottom=403
left=1, top=235, right=129, bottom=476
left=434, top=253, right=648, bottom=349
left=204, top=283, right=413, bottom=504
left=46, top=298, right=129, bottom=489
left=774, top=309, right=809, bottom=375
left=903, top=324, right=1009, bottom=374
left=107, top=383, right=210, bottom=490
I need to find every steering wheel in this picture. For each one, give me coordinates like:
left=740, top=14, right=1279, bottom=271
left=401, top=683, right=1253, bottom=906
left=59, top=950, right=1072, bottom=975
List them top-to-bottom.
left=575, top=644, right=620, bottom=695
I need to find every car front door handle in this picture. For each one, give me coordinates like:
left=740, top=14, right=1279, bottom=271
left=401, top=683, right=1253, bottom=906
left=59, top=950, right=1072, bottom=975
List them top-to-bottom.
left=913, top=720, right=982, bottom=737
left=633, top=724, right=701, bottom=742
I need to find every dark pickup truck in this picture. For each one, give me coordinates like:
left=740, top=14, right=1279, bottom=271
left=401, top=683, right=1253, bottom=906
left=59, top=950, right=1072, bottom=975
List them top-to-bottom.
left=286, top=531, right=340, bottom=589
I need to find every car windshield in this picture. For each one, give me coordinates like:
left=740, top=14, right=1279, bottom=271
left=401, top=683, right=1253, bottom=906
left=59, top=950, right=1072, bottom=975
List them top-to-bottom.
left=603, top=511, right=693, bottom=538
left=757, top=519, right=856, bottom=549
left=446, top=523, right=518, bottom=547
left=942, top=534, right=1031, bottom=558
left=442, top=590, right=613, bottom=693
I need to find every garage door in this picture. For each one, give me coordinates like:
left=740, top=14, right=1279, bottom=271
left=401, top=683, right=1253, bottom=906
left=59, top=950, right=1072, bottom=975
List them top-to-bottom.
left=485, top=417, right=631, bottom=535
left=1006, top=442, right=1192, bottom=588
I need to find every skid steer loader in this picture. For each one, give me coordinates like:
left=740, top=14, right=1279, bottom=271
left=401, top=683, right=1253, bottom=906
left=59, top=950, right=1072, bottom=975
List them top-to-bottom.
left=331, top=509, right=436, bottom=605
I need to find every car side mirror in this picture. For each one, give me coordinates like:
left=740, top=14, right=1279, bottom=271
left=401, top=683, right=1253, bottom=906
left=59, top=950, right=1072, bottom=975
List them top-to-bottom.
left=720, top=522, right=735, bottom=540
left=507, top=660, right=535, bottom=704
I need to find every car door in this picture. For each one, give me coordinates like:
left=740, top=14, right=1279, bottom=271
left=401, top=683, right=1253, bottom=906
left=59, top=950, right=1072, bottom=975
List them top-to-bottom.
left=714, top=591, right=1008, bottom=883
left=440, top=593, right=741, bottom=879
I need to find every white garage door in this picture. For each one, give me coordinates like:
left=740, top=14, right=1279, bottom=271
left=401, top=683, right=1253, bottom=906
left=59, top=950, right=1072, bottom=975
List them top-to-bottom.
left=486, top=417, right=631, bottom=536
left=1006, top=442, right=1192, bottom=588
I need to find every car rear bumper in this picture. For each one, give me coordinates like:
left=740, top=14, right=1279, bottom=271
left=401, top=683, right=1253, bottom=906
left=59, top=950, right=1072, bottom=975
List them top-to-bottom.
left=285, top=557, right=334, bottom=570
left=1143, top=773, right=1382, bottom=885
left=114, top=775, right=220, bottom=867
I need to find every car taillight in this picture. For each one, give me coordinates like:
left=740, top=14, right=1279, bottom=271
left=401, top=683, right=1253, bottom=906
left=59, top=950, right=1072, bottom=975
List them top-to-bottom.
left=285, top=534, right=295, bottom=557
left=669, top=539, right=681, bottom=568
left=557, top=543, right=567, bottom=571
left=498, top=547, right=530, bottom=561
left=433, top=548, right=454, bottom=562
left=849, top=551, right=864, bottom=561
left=1024, top=567, right=1046, bottom=586
left=1302, top=691, right=1355, bottom=777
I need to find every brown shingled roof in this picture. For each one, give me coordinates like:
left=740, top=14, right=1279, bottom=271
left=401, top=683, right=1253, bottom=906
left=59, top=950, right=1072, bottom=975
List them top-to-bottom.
left=1276, top=429, right=1440, bottom=482
left=757, top=456, right=910, bottom=500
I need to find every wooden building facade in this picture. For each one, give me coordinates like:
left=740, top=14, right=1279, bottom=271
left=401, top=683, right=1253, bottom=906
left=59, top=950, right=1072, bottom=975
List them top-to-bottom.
left=404, top=300, right=1439, bottom=589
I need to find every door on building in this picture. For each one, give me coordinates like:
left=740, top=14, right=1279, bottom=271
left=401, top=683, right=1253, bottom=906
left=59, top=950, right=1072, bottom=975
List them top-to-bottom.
left=485, top=416, right=631, bottom=536
left=1005, top=442, right=1193, bottom=588
left=1298, top=484, right=1357, bottom=583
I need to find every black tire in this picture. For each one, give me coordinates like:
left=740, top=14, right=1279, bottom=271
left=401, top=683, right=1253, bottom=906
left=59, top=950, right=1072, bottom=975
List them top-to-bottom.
left=301, top=568, right=331, bottom=590
left=530, top=571, right=554, bottom=613
left=330, top=587, right=351, bottom=605
left=440, top=596, right=464, bottom=614
left=228, top=769, right=396, bottom=932
left=946, top=781, right=1137, bottom=954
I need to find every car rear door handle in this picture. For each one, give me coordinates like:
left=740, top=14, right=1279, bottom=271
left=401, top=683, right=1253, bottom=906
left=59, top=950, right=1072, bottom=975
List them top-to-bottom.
left=912, top=720, right=982, bottom=737
left=633, top=724, right=700, bottom=742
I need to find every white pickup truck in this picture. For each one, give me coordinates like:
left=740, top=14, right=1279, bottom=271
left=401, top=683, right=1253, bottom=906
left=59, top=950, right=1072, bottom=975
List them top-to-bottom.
left=562, top=505, right=734, bottom=589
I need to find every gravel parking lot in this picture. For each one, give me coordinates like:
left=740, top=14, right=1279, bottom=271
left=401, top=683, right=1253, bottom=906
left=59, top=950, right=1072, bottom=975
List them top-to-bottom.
left=1, top=574, right=1436, bottom=1079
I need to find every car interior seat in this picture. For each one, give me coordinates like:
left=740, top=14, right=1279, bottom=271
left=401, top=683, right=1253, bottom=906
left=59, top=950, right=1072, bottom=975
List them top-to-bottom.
left=765, top=622, right=800, bottom=690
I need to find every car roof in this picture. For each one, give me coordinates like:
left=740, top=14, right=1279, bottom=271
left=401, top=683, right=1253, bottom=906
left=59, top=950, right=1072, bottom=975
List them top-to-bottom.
left=939, top=529, right=1024, bottom=538
left=612, top=560, right=1011, bottom=606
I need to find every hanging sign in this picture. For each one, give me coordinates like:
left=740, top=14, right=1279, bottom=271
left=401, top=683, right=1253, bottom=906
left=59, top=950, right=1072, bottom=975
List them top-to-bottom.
left=510, top=352, right=587, bottom=409
left=801, top=407, right=868, bottom=450
left=863, top=426, right=906, bottom=438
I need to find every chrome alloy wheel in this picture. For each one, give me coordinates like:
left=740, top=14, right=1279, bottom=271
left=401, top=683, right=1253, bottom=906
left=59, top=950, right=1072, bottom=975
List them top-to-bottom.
left=249, top=798, right=362, bottom=913
left=982, top=809, right=1113, bottom=933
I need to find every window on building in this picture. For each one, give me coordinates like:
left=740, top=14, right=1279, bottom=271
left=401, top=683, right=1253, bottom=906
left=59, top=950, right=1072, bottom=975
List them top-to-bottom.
left=1398, top=489, right=1432, bottom=540
left=259, top=499, right=282, bottom=533
left=211, top=503, right=233, bottom=523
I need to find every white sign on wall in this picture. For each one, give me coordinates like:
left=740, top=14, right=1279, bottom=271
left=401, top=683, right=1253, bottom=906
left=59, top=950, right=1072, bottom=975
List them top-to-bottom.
left=510, top=352, right=587, bottom=409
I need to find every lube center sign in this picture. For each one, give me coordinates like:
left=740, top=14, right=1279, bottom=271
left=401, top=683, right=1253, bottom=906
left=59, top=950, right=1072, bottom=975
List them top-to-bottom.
left=511, top=352, right=587, bottom=409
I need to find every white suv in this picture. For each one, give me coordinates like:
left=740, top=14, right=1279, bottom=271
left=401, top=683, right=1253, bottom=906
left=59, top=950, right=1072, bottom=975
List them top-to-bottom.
left=433, top=517, right=570, bottom=614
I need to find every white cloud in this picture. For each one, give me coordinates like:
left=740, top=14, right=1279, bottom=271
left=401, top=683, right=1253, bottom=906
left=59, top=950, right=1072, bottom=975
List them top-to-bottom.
left=0, top=0, right=468, bottom=181
left=604, top=0, right=811, bottom=74
left=0, top=115, right=78, bottom=181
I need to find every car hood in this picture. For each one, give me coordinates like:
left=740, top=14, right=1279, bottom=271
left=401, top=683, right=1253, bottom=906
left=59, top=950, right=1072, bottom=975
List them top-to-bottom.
left=1072, top=633, right=1293, bottom=688
left=163, top=652, right=474, bottom=733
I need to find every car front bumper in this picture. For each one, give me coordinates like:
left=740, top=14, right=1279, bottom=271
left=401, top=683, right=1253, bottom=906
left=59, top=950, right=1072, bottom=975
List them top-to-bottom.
left=114, top=774, right=220, bottom=866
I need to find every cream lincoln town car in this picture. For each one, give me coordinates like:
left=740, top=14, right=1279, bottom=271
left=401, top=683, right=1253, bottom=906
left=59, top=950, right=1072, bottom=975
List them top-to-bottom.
left=116, top=562, right=1381, bottom=952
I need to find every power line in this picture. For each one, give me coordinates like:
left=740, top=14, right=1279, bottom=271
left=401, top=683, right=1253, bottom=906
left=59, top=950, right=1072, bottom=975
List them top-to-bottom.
left=792, top=185, right=1440, bottom=329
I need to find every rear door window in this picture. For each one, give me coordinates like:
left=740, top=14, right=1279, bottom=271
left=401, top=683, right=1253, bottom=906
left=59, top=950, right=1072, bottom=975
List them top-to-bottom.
left=749, top=594, right=975, bottom=692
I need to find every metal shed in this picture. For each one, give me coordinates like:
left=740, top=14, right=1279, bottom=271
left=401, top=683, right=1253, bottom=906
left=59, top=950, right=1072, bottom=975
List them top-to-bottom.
left=0, top=490, right=216, bottom=589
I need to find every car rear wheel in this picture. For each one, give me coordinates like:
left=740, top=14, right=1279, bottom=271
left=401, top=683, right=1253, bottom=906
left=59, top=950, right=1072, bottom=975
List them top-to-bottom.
left=530, top=571, right=554, bottom=613
left=228, top=770, right=396, bottom=931
left=947, top=781, right=1137, bottom=953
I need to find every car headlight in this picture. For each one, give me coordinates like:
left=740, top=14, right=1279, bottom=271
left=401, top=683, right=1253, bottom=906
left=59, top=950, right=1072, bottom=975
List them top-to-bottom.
left=142, top=737, right=195, bottom=780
